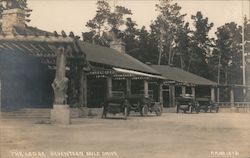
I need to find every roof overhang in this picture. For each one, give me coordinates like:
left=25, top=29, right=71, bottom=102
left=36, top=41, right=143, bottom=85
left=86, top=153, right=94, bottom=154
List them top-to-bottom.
left=113, top=67, right=165, bottom=79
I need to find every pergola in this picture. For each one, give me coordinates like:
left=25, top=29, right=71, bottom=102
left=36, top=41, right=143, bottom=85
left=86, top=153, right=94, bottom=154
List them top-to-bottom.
left=0, top=33, right=89, bottom=123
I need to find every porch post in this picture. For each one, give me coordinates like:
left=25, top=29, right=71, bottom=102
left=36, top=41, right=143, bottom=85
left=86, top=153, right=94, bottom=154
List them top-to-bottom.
left=51, top=46, right=71, bottom=124
left=79, top=71, right=87, bottom=106
left=107, top=76, right=112, bottom=98
left=126, top=78, right=131, bottom=95
left=144, top=80, right=149, bottom=97
left=159, top=82, right=163, bottom=103
left=170, top=84, right=176, bottom=107
left=181, top=86, right=186, bottom=97
left=191, top=86, right=195, bottom=99
left=230, top=86, right=234, bottom=107
left=211, top=87, right=215, bottom=102
left=217, top=87, right=220, bottom=102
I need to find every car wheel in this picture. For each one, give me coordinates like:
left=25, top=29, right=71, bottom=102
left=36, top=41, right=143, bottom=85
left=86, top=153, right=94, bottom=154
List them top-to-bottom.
left=141, top=105, right=148, bottom=116
left=155, top=106, right=162, bottom=116
left=190, top=106, right=193, bottom=113
left=102, top=107, right=107, bottom=119
left=123, top=107, right=128, bottom=120
left=216, top=107, right=219, bottom=113
left=127, top=109, right=130, bottom=116
left=196, top=109, right=200, bottom=113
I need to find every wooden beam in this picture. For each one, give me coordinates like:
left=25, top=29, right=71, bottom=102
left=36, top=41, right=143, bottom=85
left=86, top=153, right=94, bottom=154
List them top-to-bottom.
left=0, top=35, right=74, bottom=43
left=1, top=42, right=15, bottom=51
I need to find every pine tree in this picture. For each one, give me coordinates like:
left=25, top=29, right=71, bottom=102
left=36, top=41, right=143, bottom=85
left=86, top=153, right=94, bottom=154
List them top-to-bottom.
left=189, top=11, right=214, bottom=78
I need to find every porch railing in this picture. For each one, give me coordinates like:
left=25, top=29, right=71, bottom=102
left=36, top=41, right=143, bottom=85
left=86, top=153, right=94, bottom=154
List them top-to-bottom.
left=218, top=102, right=250, bottom=108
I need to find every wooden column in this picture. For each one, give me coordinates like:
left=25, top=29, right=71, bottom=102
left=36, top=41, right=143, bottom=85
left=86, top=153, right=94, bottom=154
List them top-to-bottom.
left=51, top=46, right=71, bottom=124
left=79, top=71, right=87, bottom=107
left=107, top=76, right=112, bottom=98
left=126, top=78, right=131, bottom=95
left=144, top=80, right=149, bottom=97
left=158, top=83, right=163, bottom=103
left=170, top=85, right=176, bottom=107
left=181, top=86, right=186, bottom=97
left=191, top=86, right=195, bottom=99
left=211, top=87, right=215, bottom=102
left=217, top=87, right=220, bottom=103
left=230, top=87, right=234, bottom=107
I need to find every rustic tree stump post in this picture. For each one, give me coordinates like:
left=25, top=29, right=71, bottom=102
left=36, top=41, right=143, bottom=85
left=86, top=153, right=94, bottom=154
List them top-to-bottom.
left=50, top=46, right=71, bottom=124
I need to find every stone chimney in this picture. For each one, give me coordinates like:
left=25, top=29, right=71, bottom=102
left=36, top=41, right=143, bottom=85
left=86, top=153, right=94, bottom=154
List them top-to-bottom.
left=2, top=8, right=25, bottom=35
left=110, top=39, right=126, bottom=53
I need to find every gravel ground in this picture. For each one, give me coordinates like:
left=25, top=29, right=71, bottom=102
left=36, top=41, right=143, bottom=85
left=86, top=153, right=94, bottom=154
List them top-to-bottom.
left=0, top=113, right=250, bottom=158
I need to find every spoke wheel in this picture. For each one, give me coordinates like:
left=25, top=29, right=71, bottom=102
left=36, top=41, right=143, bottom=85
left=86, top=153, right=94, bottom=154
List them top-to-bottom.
left=141, top=105, right=148, bottom=116
left=155, top=106, right=162, bottom=116
left=123, top=107, right=128, bottom=120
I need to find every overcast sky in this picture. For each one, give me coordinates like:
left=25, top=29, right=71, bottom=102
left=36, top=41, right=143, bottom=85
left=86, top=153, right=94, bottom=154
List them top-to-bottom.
left=28, top=0, right=250, bottom=37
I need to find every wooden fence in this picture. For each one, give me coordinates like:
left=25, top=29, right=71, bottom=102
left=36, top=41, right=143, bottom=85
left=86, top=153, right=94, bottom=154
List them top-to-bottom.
left=218, top=102, right=250, bottom=108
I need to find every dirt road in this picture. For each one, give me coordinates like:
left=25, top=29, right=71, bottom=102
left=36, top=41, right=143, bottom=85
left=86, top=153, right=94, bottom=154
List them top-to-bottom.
left=1, top=113, right=250, bottom=158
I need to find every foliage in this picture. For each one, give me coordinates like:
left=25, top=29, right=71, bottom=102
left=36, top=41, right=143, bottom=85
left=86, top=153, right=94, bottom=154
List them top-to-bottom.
left=0, top=0, right=32, bottom=22
left=82, top=0, right=247, bottom=95
left=84, top=0, right=132, bottom=46
left=150, top=0, right=187, bottom=65
left=188, top=11, right=214, bottom=78
left=122, top=17, right=139, bottom=52
left=210, top=22, right=242, bottom=85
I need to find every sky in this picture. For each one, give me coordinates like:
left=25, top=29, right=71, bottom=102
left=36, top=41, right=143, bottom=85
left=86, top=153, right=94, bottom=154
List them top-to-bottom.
left=28, top=0, right=250, bottom=37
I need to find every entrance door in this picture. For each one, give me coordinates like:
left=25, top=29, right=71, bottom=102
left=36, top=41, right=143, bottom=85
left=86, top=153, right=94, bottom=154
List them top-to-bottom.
left=87, top=78, right=107, bottom=108
left=162, top=90, right=170, bottom=107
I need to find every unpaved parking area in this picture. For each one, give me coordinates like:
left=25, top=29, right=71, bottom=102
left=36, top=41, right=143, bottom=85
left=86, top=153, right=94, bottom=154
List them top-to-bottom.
left=0, top=113, right=250, bottom=158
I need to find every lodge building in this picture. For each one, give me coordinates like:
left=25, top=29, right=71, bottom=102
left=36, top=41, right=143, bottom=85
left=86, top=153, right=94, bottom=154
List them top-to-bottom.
left=0, top=7, right=222, bottom=121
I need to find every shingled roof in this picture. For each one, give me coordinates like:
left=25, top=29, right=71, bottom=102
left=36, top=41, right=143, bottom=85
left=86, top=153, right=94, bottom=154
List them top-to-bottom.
left=78, top=42, right=161, bottom=76
left=151, top=65, right=217, bottom=86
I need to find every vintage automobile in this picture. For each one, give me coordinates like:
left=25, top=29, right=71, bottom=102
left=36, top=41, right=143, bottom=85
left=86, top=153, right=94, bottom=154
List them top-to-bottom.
left=101, top=92, right=129, bottom=119
left=126, top=94, right=163, bottom=116
left=176, top=96, right=199, bottom=113
left=195, top=98, right=219, bottom=113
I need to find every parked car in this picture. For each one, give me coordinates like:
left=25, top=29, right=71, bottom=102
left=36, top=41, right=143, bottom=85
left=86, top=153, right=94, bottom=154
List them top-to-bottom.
left=102, top=93, right=129, bottom=119
left=126, top=94, right=163, bottom=116
left=176, top=96, right=199, bottom=113
left=195, top=98, right=219, bottom=113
